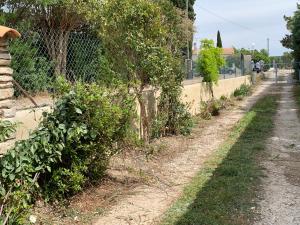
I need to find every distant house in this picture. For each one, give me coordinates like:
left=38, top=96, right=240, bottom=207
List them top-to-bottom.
left=192, top=45, right=235, bottom=61
left=222, top=48, right=235, bottom=57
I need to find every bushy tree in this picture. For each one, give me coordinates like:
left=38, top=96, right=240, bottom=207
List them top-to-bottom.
left=2, top=0, right=98, bottom=76
left=98, top=0, right=192, bottom=141
left=169, top=0, right=196, bottom=20
left=169, top=0, right=195, bottom=58
left=281, top=15, right=295, bottom=50
left=196, top=39, right=224, bottom=97
left=236, top=48, right=270, bottom=64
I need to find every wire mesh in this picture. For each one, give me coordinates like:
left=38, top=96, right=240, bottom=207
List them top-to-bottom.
left=8, top=30, right=102, bottom=95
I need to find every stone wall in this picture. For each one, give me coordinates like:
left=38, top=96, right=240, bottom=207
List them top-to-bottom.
left=0, top=37, right=16, bottom=153
left=13, top=75, right=253, bottom=142
left=181, top=75, right=252, bottom=115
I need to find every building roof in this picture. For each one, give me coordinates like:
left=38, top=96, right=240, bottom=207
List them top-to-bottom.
left=0, top=26, right=21, bottom=39
left=192, top=47, right=235, bottom=56
left=222, top=48, right=235, bottom=55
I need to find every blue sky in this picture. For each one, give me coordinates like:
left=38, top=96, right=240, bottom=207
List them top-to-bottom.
left=193, top=0, right=300, bottom=56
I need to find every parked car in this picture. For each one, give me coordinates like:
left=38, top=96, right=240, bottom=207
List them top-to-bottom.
left=220, top=67, right=235, bottom=75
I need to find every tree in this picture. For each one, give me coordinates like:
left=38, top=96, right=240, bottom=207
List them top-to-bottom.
left=1, top=0, right=98, bottom=76
left=98, top=0, right=190, bottom=141
left=169, top=0, right=195, bottom=58
left=169, top=0, right=196, bottom=20
left=281, top=4, right=300, bottom=77
left=281, top=15, right=295, bottom=49
left=217, top=30, right=223, bottom=48
left=196, top=39, right=224, bottom=98
left=236, top=48, right=270, bottom=64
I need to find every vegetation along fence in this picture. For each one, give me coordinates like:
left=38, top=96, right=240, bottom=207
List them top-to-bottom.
left=9, top=30, right=102, bottom=96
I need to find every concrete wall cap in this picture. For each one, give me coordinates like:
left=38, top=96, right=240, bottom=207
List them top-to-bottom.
left=0, top=26, right=21, bottom=39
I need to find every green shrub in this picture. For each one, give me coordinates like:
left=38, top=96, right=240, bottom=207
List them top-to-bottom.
left=9, top=32, right=52, bottom=96
left=0, top=80, right=135, bottom=223
left=233, top=84, right=251, bottom=99
left=151, top=92, right=193, bottom=139
left=200, top=96, right=234, bottom=120
left=200, top=99, right=221, bottom=120
left=0, top=120, right=16, bottom=142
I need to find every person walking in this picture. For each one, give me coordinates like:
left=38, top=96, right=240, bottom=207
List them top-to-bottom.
left=255, top=61, right=261, bottom=73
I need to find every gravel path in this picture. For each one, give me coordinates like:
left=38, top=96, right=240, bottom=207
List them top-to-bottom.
left=255, top=74, right=300, bottom=225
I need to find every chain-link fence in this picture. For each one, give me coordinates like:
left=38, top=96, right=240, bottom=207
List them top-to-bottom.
left=9, top=30, right=102, bottom=95
left=192, top=53, right=252, bottom=80
left=219, top=53, right=252, bottom=79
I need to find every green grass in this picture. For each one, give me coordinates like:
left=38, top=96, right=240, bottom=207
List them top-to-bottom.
left=160, top=94, right=279, bottom=225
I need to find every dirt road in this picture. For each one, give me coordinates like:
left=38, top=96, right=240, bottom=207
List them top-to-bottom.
left=255, top=74, right=300, bottom=225
left=94, top=79, right=273, bottom=225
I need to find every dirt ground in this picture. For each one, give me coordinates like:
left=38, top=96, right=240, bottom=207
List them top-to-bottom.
left=254, top=73, right=300, bottom=225
left=32, top=74, right=294, bottom=225
left=91, top=79, right=273, bottom=225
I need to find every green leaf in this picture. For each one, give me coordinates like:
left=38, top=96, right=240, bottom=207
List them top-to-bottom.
left=75, top=108, right=82, bottom=114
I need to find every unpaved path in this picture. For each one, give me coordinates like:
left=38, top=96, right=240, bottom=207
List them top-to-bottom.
left=255, top=74, right=300, bottom=225
left=94, top=79, right=273, bottom=225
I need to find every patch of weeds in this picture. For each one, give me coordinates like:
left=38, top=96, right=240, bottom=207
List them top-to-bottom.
left=234, top=84, right=252, bottom=100
left=160, top=94, right=278, bottom=225
left=200, top=96, right=234, bottom=120
left=144, top=143, right=167, bottom=159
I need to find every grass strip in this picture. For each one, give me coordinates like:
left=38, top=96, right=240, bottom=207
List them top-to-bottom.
left=160, top=94, right=279, bottom=225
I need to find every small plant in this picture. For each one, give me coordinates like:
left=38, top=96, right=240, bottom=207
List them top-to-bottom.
left=234, top=84, right=251, bottom=99
left=219, top=95, right=235, bottom=109
left=200, top=96, right=234, bottom=120
left=200, top=99, right=221, bottom=120
left=0, top=120, right=16, bottom=142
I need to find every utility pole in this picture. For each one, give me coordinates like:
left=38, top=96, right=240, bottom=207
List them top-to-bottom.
left=186, top=0, right=190, bottom=60
left=186, top=0, right=193, bottom=79
left=267, top=38, right=270, bottom=56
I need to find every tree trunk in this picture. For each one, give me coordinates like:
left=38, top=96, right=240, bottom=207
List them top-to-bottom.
left=43, top=29, right=71, bottom=77
left=209, top=83, right=214, bottom=98
left=137, top=94, right=150, bottom=143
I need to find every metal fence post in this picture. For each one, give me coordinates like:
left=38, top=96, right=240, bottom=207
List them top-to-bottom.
left=273, top=60, right=278, bottom=84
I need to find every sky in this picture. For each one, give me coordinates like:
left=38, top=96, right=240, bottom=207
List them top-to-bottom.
left=193, top=0, right=300, bottom=56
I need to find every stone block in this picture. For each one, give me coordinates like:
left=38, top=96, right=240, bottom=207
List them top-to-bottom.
left=0, top=40, right=8, bottom=47
left=0, top=47, right=8, bottom=53
left=0, top=53, right=11, bottom=60
left=0, top=59, right=11, bottom=66
left=0, top=67, right=13, bottom=75
left=0, top=76, right=13, bottom=82
left=0, top=82, right=13, bottom=89
left=0, top=88, right=14, bottom=100
left=0, top=99, right=14, bottom=109
left=1, top=107, right=16, bottom=118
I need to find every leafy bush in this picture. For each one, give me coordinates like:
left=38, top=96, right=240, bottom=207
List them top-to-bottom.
left=10, top=34, right=52, bottom=96
left=196, top=39, right=225, bottom=97
left=0, top=80, right=135, bottom=223
left=233, top=84, right=251, bottom=99
left=151, top=99, right=193, bottom=139
left=200, top=99, right=221, bottom=120
left=0, top=120, right=16, bottom=142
